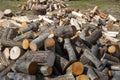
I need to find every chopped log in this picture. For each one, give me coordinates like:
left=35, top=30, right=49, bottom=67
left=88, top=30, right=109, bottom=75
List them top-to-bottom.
left=32, top=5, right=47, bottom=15
left=90, top=6, right=98, bottom=17
left=4, top=9, right=13, bottom=17
left=96, top=9, right=108, bottom=20
left=18, top=22, right=39, bottom=34
left=53, top=26, right=74, bottom=38
left=1, top=28, right=10, bottom=40
left=7, top=28, right=15, bottom=40
left=85, top=29, right=102, bottom=45
left=13, top=30, right=33, bottom=41
left=30, top=33, right=50, bottom=51
left=22, top=38, right=30, bottom=50
left=44, top=38, right=55, bottom=52
left=64, top=38, right=77, bottom=61
left=0, top=39, right=22, bottom=48
left=91, top=45, right=99, bottom=57
left=108, top=45, right=116, bottom=54
left=10, top=46, right=23, bottom=60
left=3, top=48, right=10, bottom=61
left=83, top=49, right=103, bottom=69
left=30, top=50, right=55, bottom=66
left=0, top=51, right=9, bottom=66
left=101, top=53, right=119, bottom=63
left=54, top=54, right=70, bottom=73
left=80, top=54, right=93, bottom=66
left=12, top=59, right=37, bottom=74
left=101, top=59, right=118, bottom=66
left=0, top=62, right=14, bottom=77
left=71, top=62, right=84, bottom=76
left=0, top=63, right=5, bottom=72
left=85, top=65, right=99, bottom=80
left=110, top=65, right=120, bottom=71
left=38, top=66, right=53, bottom=76
left=94, top=68, right=109, bottom=80
left=102, top=68, right=108, bottom=74
left=7, top=72, right=36, bottom=80
left=45, top=73, right=75, bottom=80
left=76, top=74, right=89, bottom=80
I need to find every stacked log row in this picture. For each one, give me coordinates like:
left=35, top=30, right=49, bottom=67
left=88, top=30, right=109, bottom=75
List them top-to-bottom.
left=0, top=0, right=120, bottom=80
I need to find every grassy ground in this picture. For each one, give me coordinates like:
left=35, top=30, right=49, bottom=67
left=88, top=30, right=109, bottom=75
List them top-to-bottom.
left=0, top=0, right=119, bottom=18
left=66, top=0, right=120, bottom=19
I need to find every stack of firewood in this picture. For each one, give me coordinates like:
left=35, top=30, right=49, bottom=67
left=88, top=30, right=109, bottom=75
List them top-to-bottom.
left=0, top=0, right=120, bottom=80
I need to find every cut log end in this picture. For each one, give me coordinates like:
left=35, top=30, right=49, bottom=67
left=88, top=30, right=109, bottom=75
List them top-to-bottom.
left=44, top=38, right=55, bottom=48
left=22, top=39, right=29, bottom=49
left=30, top=42, right=38, bottom=51
left=108, top=45, right=116, bottom=54
left=10, top=46, right=21, bottom=60
left=3, top=48, right=10, bottom=59
left=28, top=62, right=38, bottom=74
left=72, top=62, right=84, bottom=76
left=47, top=67, right=53, bottom=75
left=76, top=74, right=89, bottom=80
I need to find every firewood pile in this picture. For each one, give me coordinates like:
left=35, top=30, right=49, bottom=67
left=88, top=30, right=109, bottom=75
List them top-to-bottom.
left=0, top=0, right=120, bottom=80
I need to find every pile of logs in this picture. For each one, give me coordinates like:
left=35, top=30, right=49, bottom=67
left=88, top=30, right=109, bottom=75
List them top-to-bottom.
left=0, top=0, right=120, bottom=80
